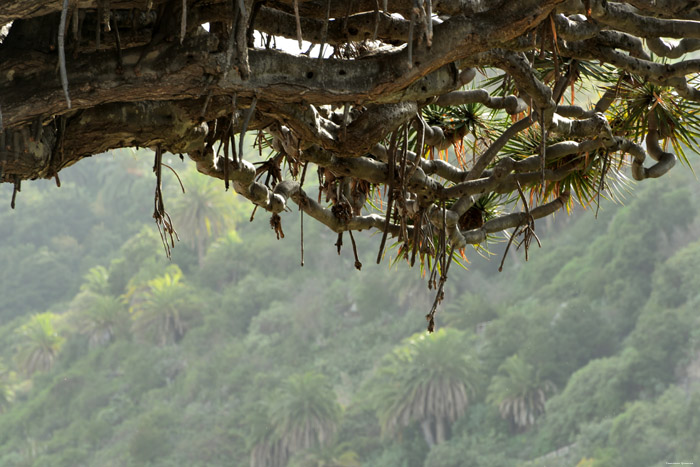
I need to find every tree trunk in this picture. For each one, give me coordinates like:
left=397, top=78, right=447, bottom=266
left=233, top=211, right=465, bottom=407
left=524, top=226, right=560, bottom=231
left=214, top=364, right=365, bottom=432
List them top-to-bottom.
left=435, top=417, right=447, bottom=445
left=420, top=419, right=435, bottom=448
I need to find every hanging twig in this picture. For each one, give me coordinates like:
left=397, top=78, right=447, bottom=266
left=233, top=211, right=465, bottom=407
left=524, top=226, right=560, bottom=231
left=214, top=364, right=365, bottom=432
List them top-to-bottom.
left=58, top=0, right=72, bottom=109
left=96, top=0, right=102, bottom=48
left=102, top=0, right=111, bottom=32
left=180, top=0, right=187, bottom=44
left=223, top=0, right=240, bottom=79
left=235, top=0, right=250, bottom=79
left=293, top=0, right=303, bottom=48
left=318, top=0, right=331, bottom=59
left=372, top=0, right=380, bottom=41
left=425, top=0, right=433, bottom=46
left=248, top=1, right=263, bottom=47
left=407, top=4, right=416, bottom=68
left=111, top=13, right=123, bottom=71
left=199, top=90, right=213, bottom=122
left=230, top=93, right=239, bottom=166
left=239, top=97, right=257, bottom=164
left=342, top=103, right=350, bottom=141
left=540, top=109, right=546, bottom=195
left=406, top=113, right=426, bottom=182
left=50, top=116, right=67, bottom=171
left=216, top=118, right=232, bottom=190
left=399, top=125, right=410, bottom=242
left=376, top=130, right=399, bottom=263
left=223, top=136, right=230, bottom=191
left=152, top=146, right=179, bottom=258
left=595, top=151, right=609, bottom=218
left=299, top=160, right=309, bottom=187
left=297, top=162, right=308, bottom=262
left=160, top=163, right=186, bottom=193
left=10, top=177, right=20, bottom=209
left=498, top=181, right=541, bottom=271
left=300, top=197, right=306, bottom=266
left=441, top=199, right=447, bottom=267
left=428, top=202, right=445, bottom=289
left=410, top=208, right=423, bottom=267
left=270, top=213, right=285, bottom=239
left=498, top=226, right=520, bottom=272
left=348, top=230, right=362, bottom=270
left=335, top=232, right=343, bottom=254
left=426, top=246, right=454, bottom=333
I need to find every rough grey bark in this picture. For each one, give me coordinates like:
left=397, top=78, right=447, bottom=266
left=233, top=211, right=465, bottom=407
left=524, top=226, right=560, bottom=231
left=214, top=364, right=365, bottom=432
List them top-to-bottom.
left=0, top=0, right=698, bottom=273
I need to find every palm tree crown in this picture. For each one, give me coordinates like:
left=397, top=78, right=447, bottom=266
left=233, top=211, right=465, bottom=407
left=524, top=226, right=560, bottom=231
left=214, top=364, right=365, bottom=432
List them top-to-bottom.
left=169, top=169, right=240, bottom=267
left=130, top=267, right=197, bottom=345
left=73, top=293, right=130, bottom=347
left=15, top=313, right=65, bottom=376
left=373, top=328, right=481, bottom=446
left=487, top=354, right=556, bottom=430
left=251, top=372, right=342, bottom=467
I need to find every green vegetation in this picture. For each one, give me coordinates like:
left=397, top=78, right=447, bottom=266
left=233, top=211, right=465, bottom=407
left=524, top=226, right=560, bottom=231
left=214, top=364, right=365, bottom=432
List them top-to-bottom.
left=1, top=153, right=699, bottom=466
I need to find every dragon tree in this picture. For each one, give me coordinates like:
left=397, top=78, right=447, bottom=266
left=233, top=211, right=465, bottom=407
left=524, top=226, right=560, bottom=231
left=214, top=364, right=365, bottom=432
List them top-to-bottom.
left=1, top=0, right=699, bottom=325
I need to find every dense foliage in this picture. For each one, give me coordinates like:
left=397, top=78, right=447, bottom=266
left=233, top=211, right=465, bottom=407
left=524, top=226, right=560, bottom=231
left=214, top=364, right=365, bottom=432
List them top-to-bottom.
left=1, top=153, right=699, bottom=466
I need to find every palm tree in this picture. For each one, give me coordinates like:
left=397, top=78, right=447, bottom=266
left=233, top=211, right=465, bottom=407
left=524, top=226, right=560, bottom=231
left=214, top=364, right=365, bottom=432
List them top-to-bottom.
left=170, top=169, right=240, bottom=267
left=78, top=265, right=111, bottom=295
left=69, top=266, right=130, bottom=347
left=130, top=267, right=197, bottom=345
left=73, top=293, right=130, bottom=347
left=14, top=313, right=65, bottom=376
left=372, top=329, right=481, bottom=447
left=486, top=354, right=556, bottom=430
left=251, top=372, right=342, bottom=467
left=272, top=372, right=342, bottom=455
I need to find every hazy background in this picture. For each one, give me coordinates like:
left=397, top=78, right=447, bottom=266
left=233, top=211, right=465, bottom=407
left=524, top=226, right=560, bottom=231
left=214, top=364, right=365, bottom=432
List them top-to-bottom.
left=0, top=147, right=699, bottom=466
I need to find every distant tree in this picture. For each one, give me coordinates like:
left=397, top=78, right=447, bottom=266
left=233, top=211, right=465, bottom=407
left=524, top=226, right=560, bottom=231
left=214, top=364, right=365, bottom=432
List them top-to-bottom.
left=170, top=169, right=240, bottom=267
left=78, top=265, right=111, bottom=296
left=68, top=266, right=131, bottom=347
left=130, top=267, right=198, bottom=345
left=72, top=293, right=130, bottom=348
left=14, top=313, right=65, bottom=376
left=373, top=329, right=481, bottom=447
left=487, top=354, right=556, bottom=431
left=251, top=372, right=342, bottom=467
left=272, top=372, right=342, bottom=456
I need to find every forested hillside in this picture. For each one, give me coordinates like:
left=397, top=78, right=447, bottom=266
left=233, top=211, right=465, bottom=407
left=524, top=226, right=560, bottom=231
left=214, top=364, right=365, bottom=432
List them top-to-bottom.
left=1, top=151, right=699, bottom=466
